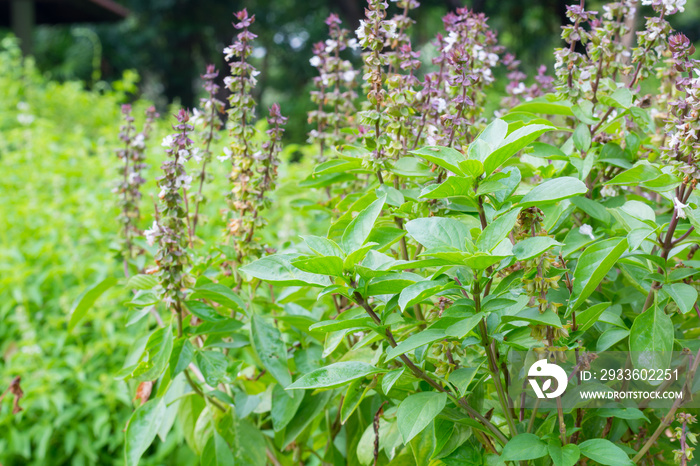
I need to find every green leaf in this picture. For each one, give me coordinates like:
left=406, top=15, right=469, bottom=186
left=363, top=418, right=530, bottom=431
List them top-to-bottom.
left=600, top=87, right=633, bottom=109
left=511, top=96, right=573, bottom=115
left=483, top=123, right=556, bottom=175
left=573, top=123, right=591, bottom=152
left=411, top=146, right=465, bottom=175
left=606, top=163, right=661, bottom=186
left=419, top=176, right=473, bottom=199
left=519, top=177, right=588, bottom=209
left=341, top=195, right=387, bottom=253
left=570, top=196, right=612, bottom=224
left=476, top=208, right=520, bottom=252
left=405, top=217, right=470, bottom=251
left=302, top=235, right=344, bottom=258
left=513, top=236, right=561, bottom=261
left=568, top=238, right=628, bottom=312
left=240, top=254, right=330, bottom=287
left=292, top=255, right=344, bottom=276
left=367, top=273, right=422, bottom=296
left=127, top=274, right=158, bottom=291
left=68, top=276, right=117, bottom=331
left=398, top=279, right=450, bottom=312
left=190, top=282, right=245, bottom=313
left=665, top=283, right=698, bottom=314
left=185, top=301, right=225, bottom=322
left=576, top=302, right=610, bottom=332
left=630, top=305, right=673, bottom=373
left=503, top=307, right=562, bottom=328
left=445, top=313, right=485, bottom=339
left=251, top=314, right=291, bottom=387
left=132, top=325, right=174, bottom=382
left=597, top=328, right=629, bottom=351
left=386, top=329, right=447, bottom=361
left=170, top=338, right=195, bottom=378
left=195, top=351, right=227, bottom=386
left=287, top=361, right=385, bottom=389
left=448, top=366, right=480, bottom=397
left=382, top=368, right=404, bottom=395
left=271, top=384, right=303, bottom=432
left=283, top=391, right=332, bottom=448
left=396, top=392, right=447, bottom=443
left=124, top=398, right=166, bottom=466
left=594, top=407, right=649, bottom=421
left=216, top=411, right=267, bottom=466
left=201, top=430, right=235, bottom=466
left=501, top=433, right=548, bottom=461
left=548, top=439, right=580, bottom=466
left=579, top=439, right=634, bottom=466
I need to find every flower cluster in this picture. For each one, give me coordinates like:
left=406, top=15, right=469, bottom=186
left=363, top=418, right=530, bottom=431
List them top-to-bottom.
left=356, top=0, right=392, bottom=164
left=435, top=9, right=501, bottom=149
left=223, top=10, right=287, bottom=260
left=307, top=14, right=358, bottom=161
left=662, top=33, right=700, bottom=182
left=500, top=54, right=554, bottom=110
left=191, top=64, right=225, bottom=233
left=116, top=104, right=158, bottom=266
left=146, top=109, right=195, bottom=310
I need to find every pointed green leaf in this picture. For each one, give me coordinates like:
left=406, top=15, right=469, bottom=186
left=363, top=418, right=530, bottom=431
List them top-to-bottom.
left=411, top=146, right=465, bottom=175
left=519, top=177, right=588, bottom=209
left=341, top=195, right=387, bottom=253
left=405, top=217, right=471, bottom=251
left=568, top=238, right=628, bottom=312
left=240, top=254, right=330, bottom=287
left=68, top=276, right=117, bottom=331
left=630, top=305, right=673, bottom=373
left=251, top=314, right=291, bottom=387
left=386, top=329, right=447, bottom=361
left=287, top=361, right=385, bottom=390
left=397, top=392, right=447, bottom=443
left=124, top=398, right=166, bottom=466
left=501, top=433, right=548, bottom=461
left=579, top=439, right=634, bottom=466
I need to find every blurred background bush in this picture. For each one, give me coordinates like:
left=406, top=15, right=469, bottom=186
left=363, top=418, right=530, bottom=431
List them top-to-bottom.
left=1, top=0, right=699, bottom=464
left=3, top=0, right=700, bottom=144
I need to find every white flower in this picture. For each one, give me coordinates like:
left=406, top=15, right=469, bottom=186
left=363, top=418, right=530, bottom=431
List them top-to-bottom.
left=355, top=20, right=367, bottom=41
left=385, top=20, right=399, bottom=39
left=443, top=31, right=458, bottom=52
left=347, top=38, right=359, bottom=50
left=325, top=39, right=338, bottom=53
left=223, top=46, right=234, bottom=61
left=309, top=55, right=322, bottom=67
left=250, top=70, right=261, bottom=86
left=342, top=70, right=355, bottom=82
left=223, top=76, right=234, bottom=88
left=511, top=82, right=527, bottom=95
left=434, top=98, right=447, bottom=113
left=190, top=108, right=203, bottom=127
left=668, top=132, right=681, bottom=148
left=133, top=133, right=146, bottom=150
left=161, top=135, right=175, bottom=148
left=218, top=147, right=232, bottom=162
left=178, top=148, right=190, bottom=159
left=190, top=148, right=202, bottom=163
left=176, top=174, right=193, bottom=190
left=600, top=185, right=618, bottom=198
left=674, top=196, right=689, bottom=219
left=144, top=221, right=161, bottom=247
left=579, top=224, right=596, bottom=240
